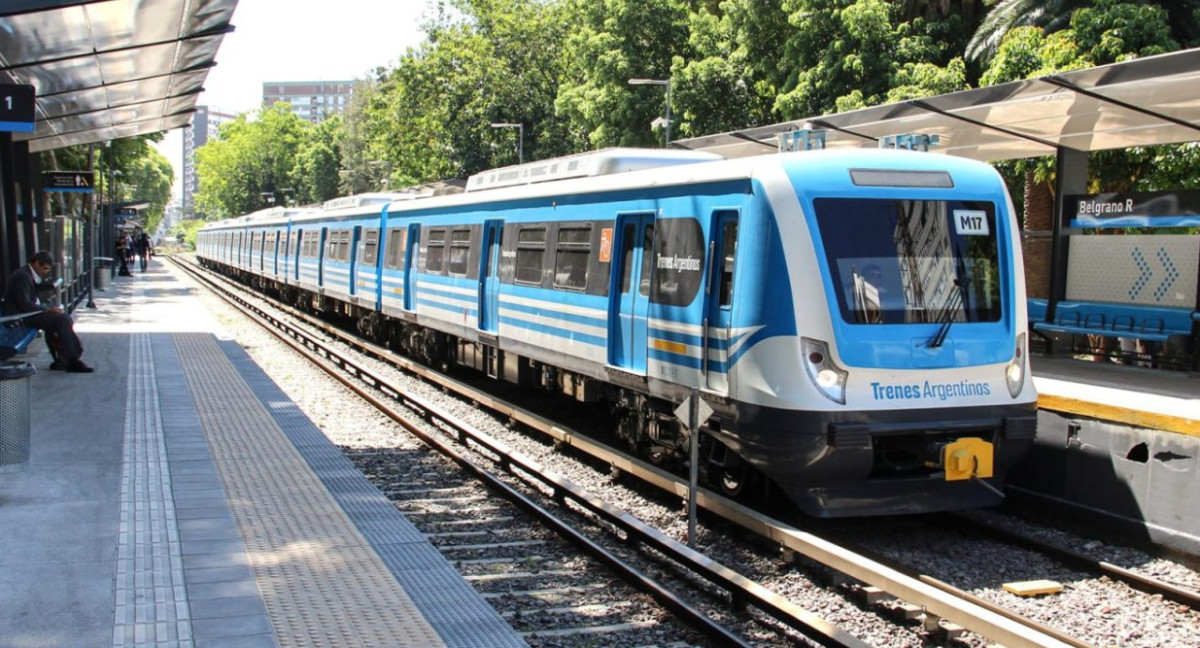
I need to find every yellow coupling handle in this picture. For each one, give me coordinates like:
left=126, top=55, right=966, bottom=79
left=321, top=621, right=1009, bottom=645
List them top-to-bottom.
left=942, top=437, right=994, bottom=481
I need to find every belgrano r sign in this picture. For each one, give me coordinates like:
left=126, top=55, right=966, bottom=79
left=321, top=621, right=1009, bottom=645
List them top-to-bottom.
left=1066, top=189, right=1200, bottom=229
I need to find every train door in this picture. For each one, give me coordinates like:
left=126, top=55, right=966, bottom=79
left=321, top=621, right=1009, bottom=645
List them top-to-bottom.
left=704, top=212, right=739, bottom=393
left=609, top=214, right=655, bottom=372
left=478, top=220, right=503, bottom=332
left=403, top=224, right=420, bottom=311
left=348, top=226, right=361, bottom=296
left=317, top=228, right=328, bottom=287
left=291, top=229, right=301, bottom=282
left=259, top=232, right=266, bottom=271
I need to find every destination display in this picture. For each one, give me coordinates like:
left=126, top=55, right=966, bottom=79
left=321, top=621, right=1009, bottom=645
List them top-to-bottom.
left=0, top=83, right=35, bottom=133
left=1066, top=189, right=1200, bottom=228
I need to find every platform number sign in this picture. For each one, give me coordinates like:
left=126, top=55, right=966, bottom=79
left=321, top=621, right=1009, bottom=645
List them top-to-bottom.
left=0, top=84, right=35, bottom=133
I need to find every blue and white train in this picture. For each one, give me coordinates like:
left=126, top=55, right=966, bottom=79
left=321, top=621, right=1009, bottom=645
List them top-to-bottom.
left=197, top=147, right=1038, bottom=516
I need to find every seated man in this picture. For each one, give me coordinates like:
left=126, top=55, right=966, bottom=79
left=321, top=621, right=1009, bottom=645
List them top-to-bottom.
left=3, top=251, right=94, bottom=373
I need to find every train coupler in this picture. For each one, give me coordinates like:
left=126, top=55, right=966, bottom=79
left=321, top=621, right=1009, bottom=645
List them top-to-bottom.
left=925, top=437, right=993, bottom=481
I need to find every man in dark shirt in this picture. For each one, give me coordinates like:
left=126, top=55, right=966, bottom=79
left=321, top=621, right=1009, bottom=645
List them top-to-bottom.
left=3, top=251, right=94, bottom=373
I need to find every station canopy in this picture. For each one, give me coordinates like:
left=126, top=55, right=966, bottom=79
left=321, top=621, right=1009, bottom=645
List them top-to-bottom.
left=0, top=0, right=237, bottom=152
left=674, top=47, right=1200, bottom=163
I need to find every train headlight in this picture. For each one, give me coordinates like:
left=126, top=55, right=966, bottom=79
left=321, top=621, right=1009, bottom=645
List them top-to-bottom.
left=1005, top=333, right=1026, bottom=398
left=802, top=337, right=847, bottom=405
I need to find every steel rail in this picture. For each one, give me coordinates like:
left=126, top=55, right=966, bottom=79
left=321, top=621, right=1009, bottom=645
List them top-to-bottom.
left=953, top=513, right=1200, bottom=609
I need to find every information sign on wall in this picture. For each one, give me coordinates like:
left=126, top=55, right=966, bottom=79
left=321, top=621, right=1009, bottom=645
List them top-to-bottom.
left=0, top=84, right=35, bottom=132
left=43, top=171, right=95, bottom=193
left=1066, top=190, right=1200, bottom=228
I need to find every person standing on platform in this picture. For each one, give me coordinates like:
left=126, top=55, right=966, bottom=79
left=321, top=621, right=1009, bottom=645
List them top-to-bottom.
left=134, top=230, right=152, bottom=272
left=116, top=234, right=131, bottom=276
left=3, top=251, right=95, bottom=373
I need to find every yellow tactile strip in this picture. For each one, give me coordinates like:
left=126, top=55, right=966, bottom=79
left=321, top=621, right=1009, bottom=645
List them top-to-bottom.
left=173, top=333, right=447, bottom=648
left=1038, top=394, right=1200, bottom=437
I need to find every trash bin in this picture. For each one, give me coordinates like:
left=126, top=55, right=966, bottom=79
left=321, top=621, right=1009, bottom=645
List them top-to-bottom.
left=94, top=257, right=112, bottom=291
left=94, top=266, right=110, bottom=290
left=0, top=361, right=36, bottom=473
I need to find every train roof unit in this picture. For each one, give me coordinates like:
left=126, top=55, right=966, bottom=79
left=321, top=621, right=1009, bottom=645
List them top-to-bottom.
left=465, top=147, right=724, bottom=192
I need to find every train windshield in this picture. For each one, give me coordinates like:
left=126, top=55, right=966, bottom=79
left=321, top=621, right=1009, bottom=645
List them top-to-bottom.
left=814, top=198, right=1002, bottom=325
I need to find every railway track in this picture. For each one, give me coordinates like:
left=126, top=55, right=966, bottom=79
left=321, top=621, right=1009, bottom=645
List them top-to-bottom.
left=173, top=254, right=1200, bottom=648
left=353, top=446, right=711, bottom=646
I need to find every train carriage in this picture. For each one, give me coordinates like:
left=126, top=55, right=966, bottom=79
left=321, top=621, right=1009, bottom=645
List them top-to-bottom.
left=198, top=146, right=1037, bottom=517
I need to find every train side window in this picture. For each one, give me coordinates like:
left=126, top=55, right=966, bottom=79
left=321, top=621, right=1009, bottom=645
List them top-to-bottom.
left=650, top=218, right=705, bottom=306
left=718, top=220, right=738, bottom=307
left=619, top=224, right=635, bottom=294
left=639, top=224, right=654, bottom=297
left=553, top=225, right=591, bottom=291
left=515, top=226, right=546, bottom=285
left=362, top=228, right=379, bottom=265
left=384, top=228, right=406, bottom=269
left=426, top=228, right=446, bottom=273
left=448, top=228, right=471, bottom=276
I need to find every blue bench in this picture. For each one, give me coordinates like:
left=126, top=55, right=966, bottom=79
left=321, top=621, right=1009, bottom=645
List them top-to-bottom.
left=1027, top=298, right=1048, bottom=324
left=0, top=300, right=39, bottom=361
left=1031, top=300, right=1198, bottom=359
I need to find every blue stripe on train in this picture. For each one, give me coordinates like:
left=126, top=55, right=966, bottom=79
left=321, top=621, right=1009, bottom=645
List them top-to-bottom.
left=501, top=300, right=607, bottom=329
left=499, top=316, right=607, bottom=347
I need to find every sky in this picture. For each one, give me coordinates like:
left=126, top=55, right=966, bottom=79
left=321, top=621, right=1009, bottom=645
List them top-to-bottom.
left=154, top=0, right=434, bottom=197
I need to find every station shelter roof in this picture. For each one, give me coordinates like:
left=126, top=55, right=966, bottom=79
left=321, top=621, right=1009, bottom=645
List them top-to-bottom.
left=0, top=0, right=237, bottom=152
left=674, top=47, right=1200, bottom=163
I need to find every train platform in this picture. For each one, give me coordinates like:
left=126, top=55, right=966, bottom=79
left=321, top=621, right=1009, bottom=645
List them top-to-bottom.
left=0, top=264, right=527, bottom=648
left=1020, top=351, right=1199, bottom=558
left=1031, top=354, right=1198, bottom=435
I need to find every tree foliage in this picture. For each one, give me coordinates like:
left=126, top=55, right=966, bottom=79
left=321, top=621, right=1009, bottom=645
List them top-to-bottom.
left=182, top=0, right=1200, bottom=221
left=193, top=103, right=322, bottom=218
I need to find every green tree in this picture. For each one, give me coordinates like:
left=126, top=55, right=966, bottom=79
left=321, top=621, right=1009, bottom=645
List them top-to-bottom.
left=356, top=0, right=572, bottom=187
left=555, top=0, right=692, bottom=148
left=673, top=0, right=791, bottom=135
left=774, top=0, right=972, bottom=118
left=968, top=0, right=1199, bottom=64
left=339, top=75, right=392, bottom=194
left=194, top=103, right=310, bottom=218
left=294, top=114, right=342, bottom=205
left=118, top=141, right=174, bottom=234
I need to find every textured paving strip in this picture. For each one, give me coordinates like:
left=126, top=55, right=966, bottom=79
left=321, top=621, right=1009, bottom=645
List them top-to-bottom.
left=112, top=332, right=194, bottom=647
left=173, top=333, right=448, bottom=648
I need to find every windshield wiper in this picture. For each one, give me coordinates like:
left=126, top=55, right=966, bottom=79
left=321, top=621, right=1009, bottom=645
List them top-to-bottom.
left=925, top=249, right=971, bottom=348
left=925, top=290, right=959, bottom=348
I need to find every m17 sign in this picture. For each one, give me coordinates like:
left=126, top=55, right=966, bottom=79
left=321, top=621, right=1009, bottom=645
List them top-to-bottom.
left=0, top=84, right=35, bottom=133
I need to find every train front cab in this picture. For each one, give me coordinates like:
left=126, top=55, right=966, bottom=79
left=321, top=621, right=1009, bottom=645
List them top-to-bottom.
left=737, top=150, right=1039, bottom=517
